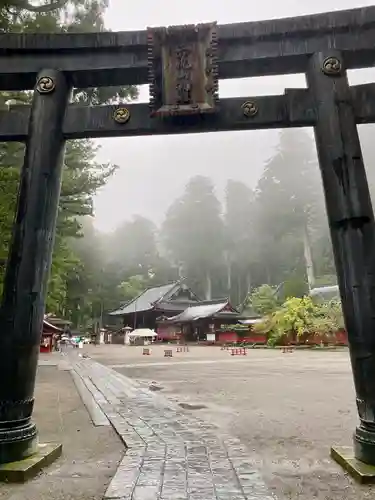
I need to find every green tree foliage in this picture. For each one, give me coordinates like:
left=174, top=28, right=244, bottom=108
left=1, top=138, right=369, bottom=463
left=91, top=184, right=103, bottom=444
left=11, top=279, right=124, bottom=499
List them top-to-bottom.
left=0, top=0, right=137, bottom=324
left=0, top=0, right=137, bottom=103
left=1, top=1, right=107, bottom=34
left=2, top=1, right=68, bottom=13
left=0, top=103, right=108, bottom=305
left=249, top=125, right=375, bottom=291
left=253, top=129, right=326, bottom=287
left=255, top=129, right=324, bottom=234
left=0, top=140, right=119, bottom=320
left=0, top=160, right=19, bottom=264
left=162, top=176, right=225, bottom=299
left=224, top=180, right=255, bottom=303
left=64, top=215, right=179, bottom=329
left=105, top=215, right=178, bottom=287
left=109, top=216, right=160, bottom=276
left=62, top=217, right=106, bottom=327
left=47, top=239, right=81, bottom=313
left=118, top=275, right=148, bottom=303
left=281, top=277, right=309, bottom=299
left=247, top=284, right=280, bottom=316
left=255, top=296, right=344, bottom=345
left=256, top=296, right=316, bottom=345
left=311, top=300, right=345, bottom=334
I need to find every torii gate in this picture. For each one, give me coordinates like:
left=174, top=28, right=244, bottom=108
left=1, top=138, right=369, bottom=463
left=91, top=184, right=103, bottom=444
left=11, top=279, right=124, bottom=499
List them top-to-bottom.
left=0, top=5, right=374, bottom=482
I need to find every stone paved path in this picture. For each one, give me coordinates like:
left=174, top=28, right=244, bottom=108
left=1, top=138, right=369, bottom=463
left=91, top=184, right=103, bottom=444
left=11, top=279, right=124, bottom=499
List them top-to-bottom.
left=72, top=357, right=275, bottom=500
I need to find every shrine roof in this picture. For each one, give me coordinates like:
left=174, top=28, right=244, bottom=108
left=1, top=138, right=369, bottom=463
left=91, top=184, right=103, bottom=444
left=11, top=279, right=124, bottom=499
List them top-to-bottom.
left=109, top=281, right=200, bottom=316
left=109, top=282, right=177, bottom=315
left=164, top=299, right=236, bottom=324
left=155, top=301, right=201, bottom=312
left=43, top=319, right=62, bottom=332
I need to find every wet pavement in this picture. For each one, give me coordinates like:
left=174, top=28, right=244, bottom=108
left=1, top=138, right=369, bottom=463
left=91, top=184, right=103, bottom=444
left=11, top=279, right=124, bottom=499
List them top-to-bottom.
left=85, top=344, right=375, bottom=500
left=72, top=355, right=275, bottom=500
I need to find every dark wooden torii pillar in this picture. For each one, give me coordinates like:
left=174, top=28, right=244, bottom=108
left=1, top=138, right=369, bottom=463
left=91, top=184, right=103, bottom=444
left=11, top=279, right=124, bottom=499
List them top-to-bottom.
left=307, top=51, right=375, bottom=467
left=0, top=69, right=71, bottom=464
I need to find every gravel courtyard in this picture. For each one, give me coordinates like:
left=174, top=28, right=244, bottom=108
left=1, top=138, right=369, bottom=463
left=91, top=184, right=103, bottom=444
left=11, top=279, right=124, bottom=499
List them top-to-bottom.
left=87, top=344, right=374, bottom=500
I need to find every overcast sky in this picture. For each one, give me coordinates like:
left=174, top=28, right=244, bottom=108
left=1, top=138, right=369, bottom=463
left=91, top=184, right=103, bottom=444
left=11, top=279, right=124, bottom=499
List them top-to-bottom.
left=93, top=0, right=375, bottom=232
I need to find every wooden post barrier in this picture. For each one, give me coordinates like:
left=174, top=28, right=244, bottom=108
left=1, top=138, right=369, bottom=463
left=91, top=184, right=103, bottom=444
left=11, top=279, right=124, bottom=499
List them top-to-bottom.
left=176, top=346, right=189, bottom=353
left=282, top=346, right=294, bottom=353
left=230, top=348, right=247, bottom=356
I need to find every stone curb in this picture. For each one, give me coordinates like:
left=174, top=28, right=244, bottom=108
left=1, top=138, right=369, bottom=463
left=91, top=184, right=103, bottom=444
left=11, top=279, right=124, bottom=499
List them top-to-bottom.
left=71, top=369, right=110, bottom=427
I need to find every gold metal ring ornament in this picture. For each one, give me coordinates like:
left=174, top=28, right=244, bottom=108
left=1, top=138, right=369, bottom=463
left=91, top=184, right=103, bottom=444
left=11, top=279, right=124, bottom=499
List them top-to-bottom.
left=322, top=56, right=342, bottom=76
left=36, top=76, right=55, bottom=94
left=242, top=100, right=258, bottom=117
left=113, top=107, right=131, bottom=124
